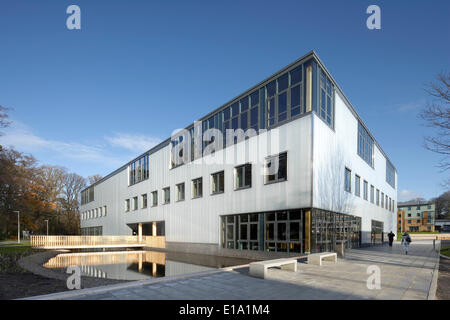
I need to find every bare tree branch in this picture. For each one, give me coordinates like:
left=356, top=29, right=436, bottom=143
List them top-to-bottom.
left=419, top=72, right=450, bottom=175
left=0, top=105, right=12, bottom=136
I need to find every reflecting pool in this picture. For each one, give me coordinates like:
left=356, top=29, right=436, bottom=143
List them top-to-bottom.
left=44, top=250, right=253, bottom=281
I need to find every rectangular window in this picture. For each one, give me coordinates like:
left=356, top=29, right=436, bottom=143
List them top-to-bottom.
left=319, top=68, right=334, bottom=126
left=290, top=85, right=301, bottom=117
left=250, top=91, right=259, bottom=131
left=278, top=92, right=287, bottom=122
left=240, top=96, right=249, bottom=112
left=357, top=122, right=374, bottom=167
left=265, top=152, right=287, bottom=184
left=128, top=154, right=149, bottom=186
left=386, top=159, right=395, bottom=188
left=235, top=164, right=252, bottom=189
left=344, top=168, right=351, bottom=192
left=211, top=171, right=225, bottom=194
left=355, top=175, right=361, bottom=197
left=192, top=178, right=203, bottom=198
left=363, top=181, right=368, bottom=200
left=176, top=183, right=185, bottom=201
left=370, top=185, right=374, bottom=204
left=81, top=186, right=94, bottom=205
left=163, top=187, right=170, bottom=204
left=376, top=189, right=380, bottom=206
left=151, top=191, right=158, bottom=206
left=381, top=192, right=384, bottom=207
left=142, top=194, right=147, bottom=209
left=386, top=195, right=388, bottom=209
left=133, top=196, right=138, bottom=210
left=125, top=199, right=130, bottom=212
left=104, top=206, right=107, bottom=217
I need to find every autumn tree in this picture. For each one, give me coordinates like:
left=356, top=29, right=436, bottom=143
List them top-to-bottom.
left=0, top=105, right=11, bottom=134
left=0, top=147, right=40, bottom=238
left=60, top=172, right=86, bottom=234
left=88, top=174, right=102, bottom=185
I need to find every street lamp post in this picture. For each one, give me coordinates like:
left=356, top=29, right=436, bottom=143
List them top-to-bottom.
left=13, top=211, right=20, bottom=243
left=44, top=220, right=49, bottom=236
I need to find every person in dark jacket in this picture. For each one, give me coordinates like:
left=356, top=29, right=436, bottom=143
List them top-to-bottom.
left=387, top=231, right=395, bottom=247
left=401, top=232, right=412, bottom=254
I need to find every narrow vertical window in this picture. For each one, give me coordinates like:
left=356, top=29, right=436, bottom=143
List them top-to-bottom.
left=306, top=65, right=312, bottom=112
left=235, top=164, right=252, bottom=189
left=344, top=168, right=351, bottom=192
left=211, top=171, right=225, bottom=194
left=355, top=175, right=361, bottom=197
left=192, top=178, right=203, bottom=198
left=363, top=181, right=368, bottom=200
left=176, top=183, right=185, bottom=201
left=163, top=187, right=170, bottom=204
left=152, top=191, right=158, bottom=206
left=142, top=194, right=147, bottom=208
left=133, top=196, right=138, bottom=210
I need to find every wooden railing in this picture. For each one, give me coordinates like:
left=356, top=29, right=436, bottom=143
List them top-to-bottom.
left=30, top=235, right=165, bottom=249
left=143, top=235, right=166, bottom=249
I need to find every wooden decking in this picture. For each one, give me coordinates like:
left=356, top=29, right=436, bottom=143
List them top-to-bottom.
left=30, top=235, right=165, bottom=249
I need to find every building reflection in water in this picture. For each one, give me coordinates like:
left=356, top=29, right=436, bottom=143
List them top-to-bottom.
left=43, top=250, right=217, bottom=281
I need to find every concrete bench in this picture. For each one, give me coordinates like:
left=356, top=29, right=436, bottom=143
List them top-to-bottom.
left=307, top=252, right=337, bottom=266
left=249, top=258, right=298, bottom=279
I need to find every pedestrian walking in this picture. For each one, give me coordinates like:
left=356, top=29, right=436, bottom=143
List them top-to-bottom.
left=387, top=231, right=395, bottom=247
left=401, top=231, right=411, bottom=254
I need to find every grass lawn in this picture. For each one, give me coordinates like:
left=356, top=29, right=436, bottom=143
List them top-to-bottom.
left=395, top=231, right=439, bottom=241
left=0, top=240, right=30, bottom=247
left=0, top=245, right=34, bottom=273
left=0, top=246, right=33, bottom=255
left=441, top=246, right=450, bottom=257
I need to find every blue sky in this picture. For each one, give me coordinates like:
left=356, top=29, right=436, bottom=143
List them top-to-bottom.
left=0, top=0, right=449, bottom=201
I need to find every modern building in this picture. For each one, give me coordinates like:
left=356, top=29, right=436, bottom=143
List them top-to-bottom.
left=80, top=51, right=398, bottom=258
left=397, top=201, right=435, bottom=233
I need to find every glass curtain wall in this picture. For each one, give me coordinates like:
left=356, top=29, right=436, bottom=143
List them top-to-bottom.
left=221, top=209, right=303, bottom=254
left=222, top=209, right=361, bottom=254
left=310, top=209, right=361, bottom=253
left=371, top=220, right=384, bottom=244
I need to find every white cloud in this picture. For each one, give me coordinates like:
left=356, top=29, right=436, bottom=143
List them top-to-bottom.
left=394, top=99, right=426, bottom=113
left=0, top=120, right=136, bottom=170
left=105, top=132, right=161, bottom=153
left=398, top=189, right=424, bottom=202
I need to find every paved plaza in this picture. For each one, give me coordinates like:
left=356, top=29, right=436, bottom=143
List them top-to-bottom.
left=24, top=241, right=440, bottom=300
